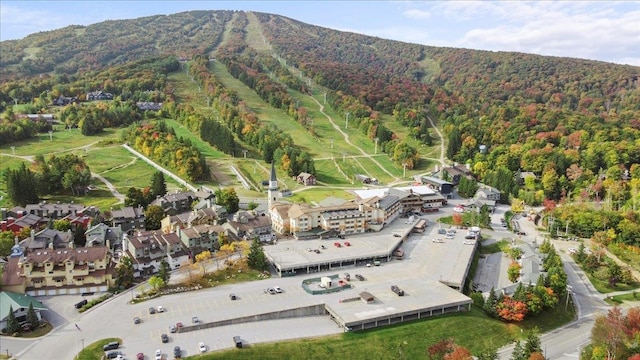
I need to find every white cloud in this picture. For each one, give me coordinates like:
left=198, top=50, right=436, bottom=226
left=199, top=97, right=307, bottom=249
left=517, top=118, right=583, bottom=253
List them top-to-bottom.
left=394, top=1, right=640, bottom=65
left=403, top=8, right=431, bottom=20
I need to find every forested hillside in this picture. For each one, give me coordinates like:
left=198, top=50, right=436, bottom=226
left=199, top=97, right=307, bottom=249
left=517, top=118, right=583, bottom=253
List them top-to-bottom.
left=1, top=10, right=640, bottom=242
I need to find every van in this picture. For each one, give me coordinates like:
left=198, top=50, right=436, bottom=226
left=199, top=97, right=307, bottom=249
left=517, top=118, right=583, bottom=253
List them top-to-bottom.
left=75, top=299, right=88, bottom=309
left=233, top=336, right=242, bottom=348
left=103, top=341, right=120, bottom=351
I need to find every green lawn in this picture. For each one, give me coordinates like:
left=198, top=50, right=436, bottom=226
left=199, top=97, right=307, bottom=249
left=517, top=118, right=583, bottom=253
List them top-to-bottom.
left=185, top=306, right=575, bottom=360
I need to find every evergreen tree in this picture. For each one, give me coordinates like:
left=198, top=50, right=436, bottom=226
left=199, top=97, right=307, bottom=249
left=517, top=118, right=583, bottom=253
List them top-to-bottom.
left=5, top=163, right=40, bottom=206
left=150, top=171, right=167, bottom=198
left=247, top=239, right=269, bottom=271
left=115, top=256, right=135, bottom=289
left=158, top=258, right=171, bottom=283
left=483, top=287, right=498, bottom=318
left=26, top=302, right=39, bottom=329
left=5, top=305, right=19, bottom=334
left=524, top=328, right=542, bottom=357
left=510, top=341, right=527, bottom=360
left=477, top=348, right=499, bottom=360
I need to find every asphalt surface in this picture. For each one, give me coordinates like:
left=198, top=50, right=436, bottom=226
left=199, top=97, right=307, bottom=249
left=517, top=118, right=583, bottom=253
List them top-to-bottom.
left=3, top=201, right=607, bottom=360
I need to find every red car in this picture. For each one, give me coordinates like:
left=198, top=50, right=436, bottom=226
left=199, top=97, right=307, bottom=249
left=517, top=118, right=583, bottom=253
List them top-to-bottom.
left=344, top=241, right=351, bottom=246
left=334, top=242, right=341, bottom=247
left=176, top=322, right=183, bottom=328
left=137, top=353, right=144, bottom=360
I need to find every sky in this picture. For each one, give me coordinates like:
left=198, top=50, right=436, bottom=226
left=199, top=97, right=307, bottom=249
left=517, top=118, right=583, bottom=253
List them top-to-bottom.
left=1, top=1, right=639, bottom=66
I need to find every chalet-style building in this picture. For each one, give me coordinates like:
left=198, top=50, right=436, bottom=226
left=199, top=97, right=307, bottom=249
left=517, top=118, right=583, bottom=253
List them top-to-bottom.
left=86, top=90, right=114, bottom=101
left=52, top=96, right=78, bottom=106
left=136, top=102, right=162, bottom=111
left=442, top=165, right=474, bottom=185
left=296, top=172, right=317, bottom=186
left=475, top=185, right=501, bottom=202
left=151, top=190, right=215, bottom=216
left=269, top=200, right=385, bottom=238
left=110, top=206, right=145, bottom=234
left=161, top=206, right=224, bottom=234
left=223, top=211, right=274, bottom=242
left=0, top=213, right=44, bottom=234
left=84, top=223, right=124, bottom=251
left=177, top=224, right=236, bottom=255
left=19, top=228, right=74, bottom=251
left=124, top=230, right=189, bottom=276
left=1, top=241, right=114, bottom=295
left=0, top=291, right=47, bottom=331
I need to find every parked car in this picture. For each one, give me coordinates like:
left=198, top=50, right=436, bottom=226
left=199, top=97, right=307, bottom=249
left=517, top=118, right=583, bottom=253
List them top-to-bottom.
left=437, top=228, right=447, bottom=234
left=337, top=234, right=345, bottom=239
left=393, top=234, right=401, bottom=238
left=432, top=238, right=444, bottom=243
left=344, top=241, right=351, bottom=246
left=334, top=242, right=341, bottom=247
left=320, top=245, right=326, bottom=249
left=314, top=249, right=321, bottom=254
left=355, top=274, right=365, bottom=281
left=273, top=286, right=283, bottom=293
left=266, top=287, right=276, bottom=295
left=229, top=293, right=237, bottom=300
left=75, top=299, right=88, bottom=309
left=156, top=305, right=165, bottom=313
left=148, top=307, right=156, bottom=314
left=192, top=316, right=200, bottom=324
left=133, top=317, right=141, bottom=324
left=176, top=322, right=183, bottom=328
left=169, top=325, right=176, bottom=333
left=161, top=333, right=169, bottom=343
left=103, top=341, right=120, bottom=351
left=199, top=342, right=207, bottom=353
left=173, top=346, right=181, bottom=358
left=154, top=349, right=162, bottom=360
left=106, top=351, right=122, bottom=359
left=136, top=353, right=144, bottom=360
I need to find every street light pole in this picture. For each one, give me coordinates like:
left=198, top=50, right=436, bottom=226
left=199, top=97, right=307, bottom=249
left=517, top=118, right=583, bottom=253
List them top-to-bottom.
left=345, top=112, right=350, bottom=129
left=374, top=138, right=379, bottom=154
left=402, top=163, right=408, bottom=178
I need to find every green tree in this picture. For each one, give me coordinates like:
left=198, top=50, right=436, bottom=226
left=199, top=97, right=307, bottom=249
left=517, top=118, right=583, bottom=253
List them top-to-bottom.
left=4, top=163, right=40, bottom=206
left=150, top=171, right=167, bottom=198
left=215, top=187, right=240, bottom=214
left=144, top=205, right=164, bottom=230
left=53, top=219, right=71, bottom=232
left=0, top=231, right=15, bottom=257
left=247, top=239, right=269, bottom=271
left=115, top=256, right=135, bottom=289
left=158, top=258, right=171, bottom=284
left=507, top=261, right=522, bottom=283
left=148, top=275, right=165, bottom=291
left=483, top=287, right=498, bottom=318
left=26, top=302, right=39, bottom=330
left=5, top=305, right=19, bottom=334
left=524, top=328, right=542, bottom=356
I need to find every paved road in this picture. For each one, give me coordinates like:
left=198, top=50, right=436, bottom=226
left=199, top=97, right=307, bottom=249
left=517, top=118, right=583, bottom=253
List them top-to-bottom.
left=497, top=212, right=609, bottom=360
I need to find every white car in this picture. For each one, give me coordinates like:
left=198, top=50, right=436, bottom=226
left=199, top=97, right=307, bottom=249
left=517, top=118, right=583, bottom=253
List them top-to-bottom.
left=453, top=206, right=465, bottom=213
left=432, top=238, right=444, bottom=243
left=273, top=285, right=283, bottom=293
left=157, top=305, right=165, bottom=313
left=199, top=342, right=207, bottom=353
left=155, top=349, right=162, bottom=360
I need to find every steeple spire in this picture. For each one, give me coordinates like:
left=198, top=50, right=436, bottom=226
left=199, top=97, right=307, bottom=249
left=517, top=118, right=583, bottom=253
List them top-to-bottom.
left=269, top=162, right=278, bottom=191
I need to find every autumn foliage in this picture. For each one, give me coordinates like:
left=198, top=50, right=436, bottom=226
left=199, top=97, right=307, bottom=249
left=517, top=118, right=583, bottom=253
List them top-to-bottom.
left=496, top=296, right=528, bottom=322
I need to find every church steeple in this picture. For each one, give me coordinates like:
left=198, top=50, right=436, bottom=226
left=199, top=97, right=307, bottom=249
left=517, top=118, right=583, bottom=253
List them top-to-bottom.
left=268, top=162, right=279, bottom=208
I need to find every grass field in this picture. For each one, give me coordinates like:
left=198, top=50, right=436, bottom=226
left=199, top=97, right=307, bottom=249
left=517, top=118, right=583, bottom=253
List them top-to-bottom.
left=186, top=304, right=575, bottom=360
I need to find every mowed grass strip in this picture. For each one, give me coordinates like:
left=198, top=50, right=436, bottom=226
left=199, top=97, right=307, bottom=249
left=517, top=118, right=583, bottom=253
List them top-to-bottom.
left=209, top=61, right=327, bottom=157
left=0, top=126, right=122, bottom=157
left=189, top=309, right=515, bottom=360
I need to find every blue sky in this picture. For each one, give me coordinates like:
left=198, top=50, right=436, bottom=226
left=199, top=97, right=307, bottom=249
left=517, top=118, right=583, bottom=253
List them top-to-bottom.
left=2, top=1, right=639, bottom=66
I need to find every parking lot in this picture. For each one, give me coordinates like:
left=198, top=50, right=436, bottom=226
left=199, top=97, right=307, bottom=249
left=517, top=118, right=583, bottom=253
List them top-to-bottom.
left=14, top=203, right=513, bottom=359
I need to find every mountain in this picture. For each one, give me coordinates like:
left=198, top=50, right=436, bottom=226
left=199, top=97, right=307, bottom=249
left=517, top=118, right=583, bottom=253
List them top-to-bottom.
left=1, top=10, right=640, bottom=205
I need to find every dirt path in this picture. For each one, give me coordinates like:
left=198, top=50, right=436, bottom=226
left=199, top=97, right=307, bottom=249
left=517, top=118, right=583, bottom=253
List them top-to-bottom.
left=308, top=96, right=398, bottom=181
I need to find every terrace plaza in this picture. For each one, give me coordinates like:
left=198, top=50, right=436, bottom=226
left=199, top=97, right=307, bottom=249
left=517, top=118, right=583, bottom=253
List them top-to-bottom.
left=262, top=217, right=475, bottom=330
